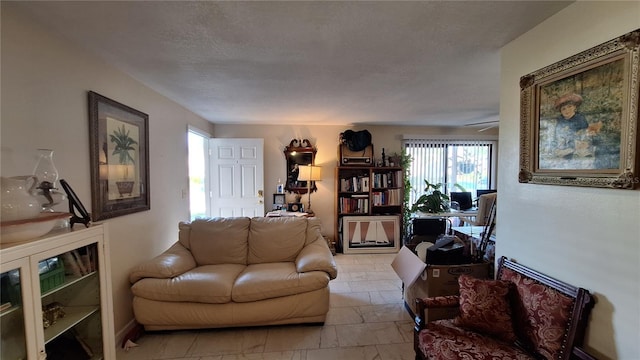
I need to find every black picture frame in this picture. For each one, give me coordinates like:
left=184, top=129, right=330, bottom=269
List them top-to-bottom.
left=88, top=91, right=150, bottom=220
left=59, top=179, right=91, bottom=228
left=273, top=193, right=285, bottom=209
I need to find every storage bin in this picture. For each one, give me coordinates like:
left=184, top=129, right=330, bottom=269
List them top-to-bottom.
left=39, top=257, right=65, bottom=293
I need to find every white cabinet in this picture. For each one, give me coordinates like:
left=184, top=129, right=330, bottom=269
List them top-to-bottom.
left=1, top=224, right=114, bottom=359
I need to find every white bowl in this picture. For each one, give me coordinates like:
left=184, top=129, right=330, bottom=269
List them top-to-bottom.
left=1, top=212, right=70, bottom=244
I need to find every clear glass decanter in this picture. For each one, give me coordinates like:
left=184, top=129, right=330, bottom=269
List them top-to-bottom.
left=32, top=149, right=66, bottom=212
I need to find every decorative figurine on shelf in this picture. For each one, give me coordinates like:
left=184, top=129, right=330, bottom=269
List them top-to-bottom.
left=276, top=178, right=284, bottom=194
left=42, top=302, right=65, bottom=328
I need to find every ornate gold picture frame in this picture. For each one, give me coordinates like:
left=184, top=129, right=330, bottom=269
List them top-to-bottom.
left=519, top=29, right=639, bottom=189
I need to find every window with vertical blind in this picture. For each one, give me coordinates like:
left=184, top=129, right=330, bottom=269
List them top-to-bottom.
left=403, top=137, right=497, bottom=207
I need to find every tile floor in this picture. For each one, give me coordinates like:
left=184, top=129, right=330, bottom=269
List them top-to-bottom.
left=116, top=253, right=416, bottom=360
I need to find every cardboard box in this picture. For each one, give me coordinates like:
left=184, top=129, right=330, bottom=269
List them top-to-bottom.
left=391, top=246, right=490, bottom=321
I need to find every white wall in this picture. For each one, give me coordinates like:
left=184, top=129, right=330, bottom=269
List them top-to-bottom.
left=498, top=2, right=640, bottom=359
left=1, top=5, right=213, bottom=335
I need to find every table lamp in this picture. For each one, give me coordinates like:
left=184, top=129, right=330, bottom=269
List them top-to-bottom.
left=297, top=165, right=322, bottom=216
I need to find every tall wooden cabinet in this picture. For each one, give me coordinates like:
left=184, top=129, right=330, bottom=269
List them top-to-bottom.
left=335, top=166, right=403, bottom=253
left=0, top=224, right=115, bottom=360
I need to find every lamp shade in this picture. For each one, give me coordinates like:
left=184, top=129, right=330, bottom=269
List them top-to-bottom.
left=297, top=165, right=322, bottom=181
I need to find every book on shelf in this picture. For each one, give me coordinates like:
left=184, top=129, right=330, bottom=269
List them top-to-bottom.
left=387, top=189, right=401, bottom=205
left=339, top=196, right=369, bottom=214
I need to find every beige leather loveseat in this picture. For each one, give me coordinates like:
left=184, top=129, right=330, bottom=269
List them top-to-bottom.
left=129, top=216, right=338, bottom=331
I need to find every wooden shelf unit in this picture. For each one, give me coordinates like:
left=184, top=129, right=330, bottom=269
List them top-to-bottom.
left=335, top=166, right=404, bottom=253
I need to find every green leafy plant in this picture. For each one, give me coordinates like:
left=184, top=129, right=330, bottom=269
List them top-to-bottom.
left=110, top=124, right=138, bottom=165
left=394, top=151, right=413, bottom=241
left=410, top=180, right=449, bottom=214
left=410, top=181, right=466, bottom=214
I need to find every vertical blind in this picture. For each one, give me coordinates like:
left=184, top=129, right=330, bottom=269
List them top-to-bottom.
left=403, top=138, right=496, bottom=207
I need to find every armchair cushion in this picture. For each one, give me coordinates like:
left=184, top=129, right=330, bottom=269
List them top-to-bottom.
left=500, top=267, right=576, bottom=359
left=454, top=275, right=516, bottom=343
left=417, top=320, right=535, bottom=360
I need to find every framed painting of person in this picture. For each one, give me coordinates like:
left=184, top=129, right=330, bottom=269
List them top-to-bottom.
left=519, top=29, right=639, bottom=189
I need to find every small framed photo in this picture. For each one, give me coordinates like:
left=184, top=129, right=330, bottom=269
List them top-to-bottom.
left=273, top=194, right=285, bottom=209
left=287, top=202, right=303, bottom=212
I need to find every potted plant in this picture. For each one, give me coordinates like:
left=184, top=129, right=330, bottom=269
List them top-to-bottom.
left=109, top=124, right=138, bottom=197
left=410, top=180, right=450, bottom=214
left=410, top=181, right=466, bottom=214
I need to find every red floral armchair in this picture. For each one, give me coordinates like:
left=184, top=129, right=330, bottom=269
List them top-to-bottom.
left=414, top=257, right=596, bottom=360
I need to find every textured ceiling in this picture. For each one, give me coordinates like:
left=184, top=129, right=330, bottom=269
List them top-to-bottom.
left=11, top=1, right=572, bottom=127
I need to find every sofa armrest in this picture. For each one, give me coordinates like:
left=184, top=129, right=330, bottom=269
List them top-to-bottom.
left=295, top=236, right=338, bottom=279
left=129, top=242, right=197, bottom=283
left=415, top=295, right=460, bottom=330
left=422, top=295, right=460, bottom=309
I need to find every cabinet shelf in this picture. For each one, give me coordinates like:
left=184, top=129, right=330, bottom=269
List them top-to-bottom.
left=41, top=271, right=97, bottom=298
left=0, top=304, right=22, bottom=318
left=44, top=305, right=100, bottom=344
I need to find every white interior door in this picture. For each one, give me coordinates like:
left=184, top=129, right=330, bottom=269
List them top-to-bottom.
left=209, top=138, right=264, bottom=217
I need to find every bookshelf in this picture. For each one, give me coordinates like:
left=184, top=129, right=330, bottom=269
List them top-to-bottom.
left=335, top=166, right=403, bottom=253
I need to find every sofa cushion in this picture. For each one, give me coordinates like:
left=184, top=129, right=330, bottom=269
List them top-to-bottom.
left=185, top=217, right=250, bottom=265
left=248, top=217, right=307, bottom=264
left=232, top=262, right=330, bottom=302
left=131, top=264, right=246, bottom=304
left=500, top=267, right=576, bottom=360
left=454, top=275, right=516, bottom=343
left=417, top=319, right=535, bottom=360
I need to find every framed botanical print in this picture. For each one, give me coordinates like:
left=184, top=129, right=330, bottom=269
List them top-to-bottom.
left=519, top=29, right=639, bottom=189
left=88, top=91, right=150, bottom=220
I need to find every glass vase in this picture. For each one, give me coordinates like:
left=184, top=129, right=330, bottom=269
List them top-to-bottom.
left=32, top=149, right=65, bottom=212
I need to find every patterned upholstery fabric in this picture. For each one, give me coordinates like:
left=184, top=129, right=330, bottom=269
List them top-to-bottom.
left=415, top=258, right=593, bottom=360
left=499, top=267, right=575, bottom=359
left=454, top=275, right=517, bottom=342
left=425, top=295, right=459, bottom=308
left=416, top=320, right=535, bottom=360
